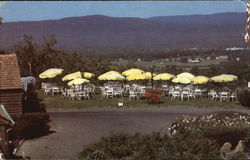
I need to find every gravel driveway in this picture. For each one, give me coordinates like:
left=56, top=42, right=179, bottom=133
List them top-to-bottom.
left=16, top=107, right=250, bottom=159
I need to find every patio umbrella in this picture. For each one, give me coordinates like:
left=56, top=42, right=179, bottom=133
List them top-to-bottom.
left=39, top=68, right=63, bottom=79
left=122, top=68, right=144, bottom=76
left=62, top=71, right=82, bottom=81
left=102, top=71, right=121, bottom=76
left=83, top=72, right=95, bottom=79
left=143, top=72, right=156, bottom=79
left=177, top=72, right=195, bottom=80
left=153, top=73, right=175, bottom=80
left=98, top=74, right=125, bottom=81
left=126, top=74, right=146, bottom=81
left=210, top=74, right=238, bottom=82
left=172, top=76, right=191, bottom=84
left=192, top=76, right=210, bottom=84
left=67, top=78, right=90, bottom=86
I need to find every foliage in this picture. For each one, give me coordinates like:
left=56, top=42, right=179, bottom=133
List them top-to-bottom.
left=15, top=35, right=111, bottom=85
left=144, top=88, right=163, bottom=104
left=238, top=88, right=250, bottom=107
left=22, top=91, right=46, bottom=113
left=169, top=111, right=250, bottom=148
left=78, top=112, right=250, bottom=160
left=10, top=113, right=51, bottom=140
left=78, top=131, right=220, bottom=160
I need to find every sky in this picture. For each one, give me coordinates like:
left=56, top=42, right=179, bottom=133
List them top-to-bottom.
left=0, top=1, right=247, bottom=22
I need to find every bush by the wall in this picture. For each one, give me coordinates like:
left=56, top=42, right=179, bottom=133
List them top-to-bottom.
left=239, top=88, right=250, bottom=107
left=22, top=91, right=46, bottom=113
left=10, top=113, right=51, bottom=140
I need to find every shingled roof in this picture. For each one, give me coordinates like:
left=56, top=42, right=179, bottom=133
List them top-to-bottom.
left=0, top=54, right=22, bottom=90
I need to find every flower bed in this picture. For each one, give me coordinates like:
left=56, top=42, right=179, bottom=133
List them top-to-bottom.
left=144, top=88, right=163, bottom=104
left=169, top=111, right=250, bottom=149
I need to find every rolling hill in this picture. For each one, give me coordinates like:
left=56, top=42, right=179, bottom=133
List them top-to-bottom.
left=0, top=12, right=246, bottom=50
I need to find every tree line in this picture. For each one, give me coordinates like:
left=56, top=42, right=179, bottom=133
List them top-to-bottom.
left=0, top=34, right=249, bottom=88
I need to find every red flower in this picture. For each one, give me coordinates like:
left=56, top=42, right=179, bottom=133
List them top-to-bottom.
left=144, top=88, right=162, bottom=104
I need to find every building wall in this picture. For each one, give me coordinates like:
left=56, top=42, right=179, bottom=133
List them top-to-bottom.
left=0, top=90, right=22, bottom=118
left=0, top=124, right=7, bottom=157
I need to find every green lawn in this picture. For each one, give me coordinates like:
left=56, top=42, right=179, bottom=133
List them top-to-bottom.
left=37, top=90, right=243, bottom=110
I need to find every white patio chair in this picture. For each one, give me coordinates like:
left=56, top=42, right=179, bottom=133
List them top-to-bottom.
left=41, top=82, right=47, bottom=90
left=44, top=87, right=51, bottom=95
left=52, top=87, right=60, bottom=95
left=168, top=87, right=174, bottom=97
left=61, top=88, right=67, bottom=97
left=106, top=89, right=114, bottom=99
left=113, top=89, right=122, bottom=98
left=194, top=89, right=202, bottom=98
left=129, top=90, right=138, bottom=101
left=171, top=90, right=180, bottom=100
left=181, top=90, right=190, bottom=101
left=208, top=90, right=215, bottom=98
left=76, top=91, right=90, bottom=100
left=189, top=91, right=196, bottom=100
left=211, top=91, right=219, bottom=101
left=69, top=92, right=76, bottom=100
left=220, top=92, right=229, bottom=102
left=229, top=92, right=237, bottom=101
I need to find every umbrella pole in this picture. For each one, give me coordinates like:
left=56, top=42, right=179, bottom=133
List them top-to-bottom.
left=150, top=65, right=155, bottom=88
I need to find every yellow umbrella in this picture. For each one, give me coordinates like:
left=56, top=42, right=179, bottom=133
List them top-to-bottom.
left=39, top=68, right=63, bottom=79
left=122, top=68, right=144, bottom=76
left=62, top=71, right=82, bottom=81
left=98, top=71, right=121, bottom=80
left=102, top=71, right=121, bottom=75
left=83, top=72, right=95, bottom=79
left=143, top=72, right=156, bottom=79
left=177, top=72, right=195, bottom=80
left=153, top=73, right=175, bottom=80
left=98, top=74, right=125, bottom=81
left=126, top=74, right=146, bottom=81
left=210, top=74, right=238, bottom=82
left=192, top=76, right=210, bottom=84
left=172, top=77, right=191, bottom=84
left=67, top=78, right=90, bottom=86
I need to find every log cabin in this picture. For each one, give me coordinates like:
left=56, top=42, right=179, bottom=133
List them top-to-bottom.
left=0, top=54, right=23, bottom=118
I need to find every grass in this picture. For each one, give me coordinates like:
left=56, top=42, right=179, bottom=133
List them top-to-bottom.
left=112, top=59, right=227, bottom=70
left=37, top=90, right=243, bottom=110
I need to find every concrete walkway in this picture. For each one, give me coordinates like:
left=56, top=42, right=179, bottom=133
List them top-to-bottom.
left=16, top=107, right=250, bottom=159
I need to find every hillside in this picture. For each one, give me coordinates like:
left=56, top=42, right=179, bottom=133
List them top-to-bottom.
left=0, top=12, right=246, bottom=50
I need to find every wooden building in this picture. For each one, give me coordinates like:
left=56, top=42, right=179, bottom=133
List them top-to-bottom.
left=0, top=54, right=23, bottom=118
left=0, top=104, right=15, bottom=159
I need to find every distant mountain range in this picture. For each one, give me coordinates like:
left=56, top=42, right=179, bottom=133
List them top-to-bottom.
left=0, top=12, right=247, bottom=50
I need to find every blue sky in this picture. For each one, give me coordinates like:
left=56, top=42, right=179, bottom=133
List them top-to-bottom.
left=0, top=1, right=246, bottom=22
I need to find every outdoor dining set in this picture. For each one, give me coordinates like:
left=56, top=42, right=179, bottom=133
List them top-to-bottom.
left=39, top=68, right=239, bottom=102
left=41, top=82, right=238, bottom=103
left=42, top=82, right=95, bottom=100
left=163, top=85, right=237, bottom=102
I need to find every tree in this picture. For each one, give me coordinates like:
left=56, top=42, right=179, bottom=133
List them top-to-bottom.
left=15, top=35, right=38, bottom=76
left=190, top=67, right=200, bottom=75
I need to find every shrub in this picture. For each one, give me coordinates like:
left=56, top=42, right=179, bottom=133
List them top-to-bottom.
left=144, top=88, right=163, bottom=104
left=239, top=88, right=250, bottom=107
left=22, top=91, right=46, bottom=113
left=169, top=111, right=250, bottom=148
left=79, top=112, right=250, bottom=160
left=10, top=113, right=51, bottom=140
left=78, top=131, right=220, bottom=160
